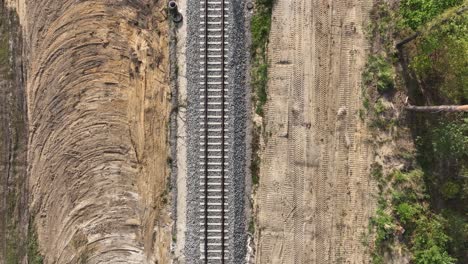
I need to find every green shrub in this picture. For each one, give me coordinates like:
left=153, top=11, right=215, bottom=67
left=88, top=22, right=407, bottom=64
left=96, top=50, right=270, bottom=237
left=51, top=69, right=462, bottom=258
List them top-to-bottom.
left=399, top=0, right=464, bottom=30
left=409, top=12, right=468, bottom=103
left=363, top=55, right=395, bottom=93
left=254, top=63, right=268, bottom=115
left=363, top=96, right=370, bottom=110
left=374, top=99, right=387, bottom=114
left=431, top=119, right=468, bottom=160
left=371, top=163, right=385, bottom=190
left=407, top=169, right=424, bottom=179
left=393, top=170, right=409, bottom=184
left=441, top=181, right=461, bottom=200
left=391, top=190, right=404, bottom=204
left=396, top=202, right=422, bottom=224
left=371, top=208, right=396, bottom=244
left=442, top=210, right=468, bottom=261
left=413, top=215, right=456, bottom=264
left=249, top=219, right=255, bottom=234
left=28, top=224, right=44, bottom=264
left=414, top=245, right=457, bottom=264
left=372, top=253, right=384, bottom=264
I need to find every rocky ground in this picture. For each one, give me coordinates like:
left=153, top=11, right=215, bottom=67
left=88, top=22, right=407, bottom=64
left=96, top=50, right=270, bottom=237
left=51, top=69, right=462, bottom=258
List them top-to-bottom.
left=184, top=0, right=248, bottom=263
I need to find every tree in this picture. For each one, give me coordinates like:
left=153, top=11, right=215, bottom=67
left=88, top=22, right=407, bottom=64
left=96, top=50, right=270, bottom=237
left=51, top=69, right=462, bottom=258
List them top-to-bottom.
left=396, top=5, right=468, bottom=49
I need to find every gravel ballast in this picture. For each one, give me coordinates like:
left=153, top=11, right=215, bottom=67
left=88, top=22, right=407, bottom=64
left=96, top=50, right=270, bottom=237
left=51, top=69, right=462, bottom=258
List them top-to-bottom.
left=184, top=0, right=248, bottom=263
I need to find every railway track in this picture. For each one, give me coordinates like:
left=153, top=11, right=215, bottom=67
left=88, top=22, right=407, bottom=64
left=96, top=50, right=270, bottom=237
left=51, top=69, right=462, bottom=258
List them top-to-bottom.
left=199, top=0, right=229, bottom=263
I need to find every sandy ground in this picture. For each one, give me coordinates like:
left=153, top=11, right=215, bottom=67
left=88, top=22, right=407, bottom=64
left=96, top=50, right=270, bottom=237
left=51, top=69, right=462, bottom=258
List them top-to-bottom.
left=4, top=0, right=26, bottom=26
left=8, top=0, right=174, bottom=263
left=174, top=0, right=188, bottom=261
left=255, top=0, right=377, bottom=263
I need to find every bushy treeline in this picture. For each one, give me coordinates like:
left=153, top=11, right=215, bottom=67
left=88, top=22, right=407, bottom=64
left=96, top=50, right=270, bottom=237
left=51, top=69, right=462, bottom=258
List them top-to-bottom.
left=367, top=1, right=468, bottom=263
left=399, top=1, right=468, bottom=263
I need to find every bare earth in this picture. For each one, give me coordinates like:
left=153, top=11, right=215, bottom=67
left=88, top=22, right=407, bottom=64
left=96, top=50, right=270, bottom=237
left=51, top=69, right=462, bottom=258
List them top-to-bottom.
left=3, top=0, right=173, bottom=263
left=174, top=0, right=188, bottom=261
left=255, top=0, right=377, bottom=263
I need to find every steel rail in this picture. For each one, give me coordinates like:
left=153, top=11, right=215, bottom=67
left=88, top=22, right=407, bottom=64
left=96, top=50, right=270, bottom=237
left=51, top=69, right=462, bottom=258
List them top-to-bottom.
left=203, top=0, right=209, bottom=261
left=220, top=0, right=226, bottom=262
left=202, top=1, right=227, bottom=262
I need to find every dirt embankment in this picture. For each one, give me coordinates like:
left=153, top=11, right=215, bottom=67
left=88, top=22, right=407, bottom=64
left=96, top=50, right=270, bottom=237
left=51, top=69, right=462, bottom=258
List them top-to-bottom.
left=6, top=0, right=172, bottom=263
left=255, top=0, right=376, bottom=263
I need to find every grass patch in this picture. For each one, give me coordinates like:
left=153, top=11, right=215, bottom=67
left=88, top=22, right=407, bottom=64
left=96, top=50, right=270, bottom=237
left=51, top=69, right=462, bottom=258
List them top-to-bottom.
left=251, top=0, right=275, bottom=116
left=0, top=7, right=12, bottom=78
left=361, top=53, right=397, bottom=133
left=254, top=63, right=268, bottom=115
left=374, top=99, right=387, bottom=114
left=251, top=124, right=261, bottom=186
left=248, top=218, right=255, bottom=234
left=28, top=221, right=44, bottom=264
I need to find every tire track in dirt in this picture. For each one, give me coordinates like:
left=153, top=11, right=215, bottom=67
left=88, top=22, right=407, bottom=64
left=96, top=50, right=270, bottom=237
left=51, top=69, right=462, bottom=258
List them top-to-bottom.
left=255, top=0, right=376, bottom=263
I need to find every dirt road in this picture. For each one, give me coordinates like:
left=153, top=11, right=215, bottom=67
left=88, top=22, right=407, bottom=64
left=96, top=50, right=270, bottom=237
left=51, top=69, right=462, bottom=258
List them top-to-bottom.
left=255, top=0, right=377, bottom=263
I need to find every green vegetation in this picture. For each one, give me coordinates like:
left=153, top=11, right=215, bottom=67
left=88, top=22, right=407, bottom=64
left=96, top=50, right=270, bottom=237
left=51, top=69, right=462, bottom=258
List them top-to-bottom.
left=251, top=0, right=274, bottom=116
left=251, top=0, right=274, bottom=51
left=399, top=0, right=464, bottom=30
left=250, top=1, right=274, bottom=188
left=363, top=2, right=468, bottom=263
left=0, top=8, right=11, bottom=78
left=409, top=9, right=468, bottom=103
left=0, top=24, right=9, bottom=65
left=360, top=51, right=398, bottom=132
left=363, top=55, right=395, bottom=94
left=254, top=63, right=268, bottom=115
left=373, top=99, right=387, bottom=114
left=410, top=114, right=468, bottom=263
left=430, top=118, right=468, bottom=160
left=251, top=124, right=261, bottom=186
left=251, top=158, right=260, bottom=185
left=370, top=169, right=457, bottom=264
left=440, top=181, right=461, bottom=200
left=5, top=187, right=19, bottom=264
left=396, top=202, right=422, bottom=224
left=371, top=206, right=395, bottom=245
left=442, top=210, right=468, bottom=261
left=412, top=215, right=456, bottom=264
left=248, top=218, right=255, bottom=234
left=28, top=222, right=44, bottom=264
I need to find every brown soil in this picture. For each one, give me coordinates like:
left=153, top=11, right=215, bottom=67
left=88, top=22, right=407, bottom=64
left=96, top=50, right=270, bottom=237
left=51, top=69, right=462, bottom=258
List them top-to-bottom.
left=1, top=0, right=173, bottom=263
left=254, top=0, right=378, bottom=263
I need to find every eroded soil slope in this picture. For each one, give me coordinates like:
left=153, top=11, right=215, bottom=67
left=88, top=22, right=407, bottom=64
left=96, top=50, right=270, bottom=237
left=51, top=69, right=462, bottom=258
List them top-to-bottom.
left=23, top=0, right=171, bottom=263
left=255, top=0, right=376, bottom=263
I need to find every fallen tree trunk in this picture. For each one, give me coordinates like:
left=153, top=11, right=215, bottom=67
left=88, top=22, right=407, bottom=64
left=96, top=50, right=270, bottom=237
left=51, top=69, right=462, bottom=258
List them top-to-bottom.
left=406, top=104, right=468, bottom=112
